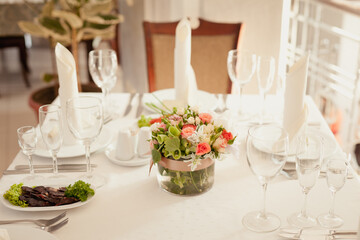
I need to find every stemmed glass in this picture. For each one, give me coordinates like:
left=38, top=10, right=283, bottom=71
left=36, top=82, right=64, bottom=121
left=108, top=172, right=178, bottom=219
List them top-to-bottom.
left=88, top=49, right=118, bottom=114
left=227, top=50, right=256, bottom=119
left=257, top=56, right=275, bottom=123
left=66, top=96, right=104, bottom=187
left=39, top=104, right=63, bottom=177
left=243, top=124, right=289, bottom=232
left=17, top=126, right=42, bottom=182
left=288, top=133, right=323, bottom=228
left=317, top=158, right=348, bottom=228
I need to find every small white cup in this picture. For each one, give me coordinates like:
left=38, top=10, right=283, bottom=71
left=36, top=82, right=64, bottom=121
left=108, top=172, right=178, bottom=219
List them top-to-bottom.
left=137, top=127, right=151, bottom=158
left=115, top=128, right=137, bottom=161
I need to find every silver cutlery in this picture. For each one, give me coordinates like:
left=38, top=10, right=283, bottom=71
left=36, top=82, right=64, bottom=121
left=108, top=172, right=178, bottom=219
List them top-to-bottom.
left=123, top=93, right=136, bottom=117
left=136, top=93, right=144, bottom=118
left=14, top=164, right=97, bottom=170
left=3, top=168, right=87, bottom=175
left=0, top=211, right=66, bottom=227
left=41, top=218, right=69, bottom=232
left=279, top=227, right=357, bottom=239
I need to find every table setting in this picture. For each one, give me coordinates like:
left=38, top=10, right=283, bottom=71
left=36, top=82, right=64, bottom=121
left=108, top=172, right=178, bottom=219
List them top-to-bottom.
left=0, top=18, right=359, bottom=240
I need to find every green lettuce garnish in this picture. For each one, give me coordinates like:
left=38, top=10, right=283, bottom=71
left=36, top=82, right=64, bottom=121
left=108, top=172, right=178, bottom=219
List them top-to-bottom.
left=65, top=180, right=95, bottom=202
left=3, top=183, right=28, bottom=207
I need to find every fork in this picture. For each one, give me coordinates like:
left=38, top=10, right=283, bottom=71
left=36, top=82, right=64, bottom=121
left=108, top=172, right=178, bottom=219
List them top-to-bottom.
left=0, top=211, right=66, bottom=227
left=41, top=218, right=69, bottom=232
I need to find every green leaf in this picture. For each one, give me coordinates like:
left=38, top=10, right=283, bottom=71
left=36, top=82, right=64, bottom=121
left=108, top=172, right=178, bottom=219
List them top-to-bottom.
left=39, top=17, right=67, bottom=35
left=137, top=115, right=151, bottom=128
left=168, top=126, right=180, bottom=137
left=156, top=134, right=167, bottom=144
left=228, top=136, right=237, bottom=145
left=164, top=137, right=180, bottom=153
left=152, top=149, right=161, bottom=164
left=172, top=149, right=181, bottom=159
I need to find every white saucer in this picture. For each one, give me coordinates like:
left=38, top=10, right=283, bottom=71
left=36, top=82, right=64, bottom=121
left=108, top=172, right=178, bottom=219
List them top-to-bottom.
left=142, top=88, right=218, bottom=112
left=35, top=126, right=113, bottom=159
left=105, top=144, right=150, bottom=167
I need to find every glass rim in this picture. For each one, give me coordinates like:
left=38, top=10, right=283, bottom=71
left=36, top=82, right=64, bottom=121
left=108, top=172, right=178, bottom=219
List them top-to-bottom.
left=89, top=49, right=117, bottom=57
left=39, top=104, right=61, bottom=113
left=248, top=123, right=288, bottom=142
left=17, top=125, right=35, bottom=134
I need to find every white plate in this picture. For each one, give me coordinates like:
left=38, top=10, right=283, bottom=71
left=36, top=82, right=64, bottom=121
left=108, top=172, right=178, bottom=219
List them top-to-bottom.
left=142, top=88, right=218, bottom=112
left=35, top=126, right=113, bottom=158
left=287, top=129, right=338, bottom=162
left=105, top=144, right=150, bottom=167
left=1, top=180, right=95, bottom=212
left=0, top=225, right=58, bottom=240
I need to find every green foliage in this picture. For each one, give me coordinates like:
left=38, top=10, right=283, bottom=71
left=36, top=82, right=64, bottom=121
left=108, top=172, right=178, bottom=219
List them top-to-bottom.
left=137, top=115, right=151, bottom=128
left=152, top=149, right=161, bottom=163
left=65, top=180, right=95, bottom=202
left=3, top=183, right=28, bottom=208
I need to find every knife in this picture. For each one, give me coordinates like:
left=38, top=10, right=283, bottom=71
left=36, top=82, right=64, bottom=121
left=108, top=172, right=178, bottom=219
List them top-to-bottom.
left=123, top=93, right=136, bottom=117
left=136, top=93, right=144, bottom=118
left=14, top=164, right=97, bottom=170
left=3, top=168, right=87, bottom=175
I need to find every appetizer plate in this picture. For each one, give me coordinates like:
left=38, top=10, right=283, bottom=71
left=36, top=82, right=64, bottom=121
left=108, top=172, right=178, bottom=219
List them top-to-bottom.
left=142, top=88, right=218, bottom=112
left=35, top=126, right=113, bottom=159
left=105, top=143, right=150, bottom=167
left=0, top=194, right=94, bottom=212
left=0, top=225, right=58, bottom=240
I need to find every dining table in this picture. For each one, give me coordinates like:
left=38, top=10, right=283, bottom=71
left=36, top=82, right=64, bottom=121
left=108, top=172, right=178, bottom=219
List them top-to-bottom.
left=0, top=92, right=359, bottom=240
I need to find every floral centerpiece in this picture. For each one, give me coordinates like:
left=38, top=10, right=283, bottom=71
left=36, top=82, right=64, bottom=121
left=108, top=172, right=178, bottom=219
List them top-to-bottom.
left=147, top=105, right=235, bottom=196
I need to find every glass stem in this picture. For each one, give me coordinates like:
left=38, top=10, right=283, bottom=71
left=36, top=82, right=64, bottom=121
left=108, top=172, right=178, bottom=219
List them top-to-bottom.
left=239, top=86, right=244, bottom=116
left=102, top=87, right=109, bottom=112
left=85, top=142, right=92, bottom=174
left=51, top=151, right=58, bottom=174
left=28, top=154, right=34, bottom=175
left=260, top=183, right=268, bottom=218
left=301, top=191, right=309, bottom=218
left=329, top=191, right=336, bottom=217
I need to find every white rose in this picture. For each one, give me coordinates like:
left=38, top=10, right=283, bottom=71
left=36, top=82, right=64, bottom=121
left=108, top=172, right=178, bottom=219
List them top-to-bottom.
left=190, top=106, right=199, bottom=114
left=176, top=107, right=185, bottom=115
left=187, top=116, right=195, bottom=124
left=195, top=117, right=201, bottom=125
left=150, top=123, right=159, bottom=132
left=205, top=124, right=214, bottom=133
left=203, top=137, right=211, bottom=144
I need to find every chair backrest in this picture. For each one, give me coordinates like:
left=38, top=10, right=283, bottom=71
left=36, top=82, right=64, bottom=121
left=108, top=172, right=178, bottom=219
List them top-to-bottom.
left=143, top=19, right=243, bottom=93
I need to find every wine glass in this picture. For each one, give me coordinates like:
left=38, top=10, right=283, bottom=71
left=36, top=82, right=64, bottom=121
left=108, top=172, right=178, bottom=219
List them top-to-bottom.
left=88, top=49, right=118, bottom=114
left=227, top=50, right=256, bottom=119
left=257, top=56, right=275, bottom=123
left=66, top=96, right=105, bottom=187
left=39, top=104, right=63, bottom=177
left=243, top=124, right=289, bottom=232
left=17, top=126, right=42, bottom=182
left=288, top=133, right=323, bottom=228
left=317, top=158, right=348, bottom=228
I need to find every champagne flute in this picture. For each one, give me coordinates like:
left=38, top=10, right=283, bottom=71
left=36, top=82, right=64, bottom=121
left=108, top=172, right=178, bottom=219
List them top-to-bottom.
left=88, top=49, right=118, bottom=115
left=227, top=50, right=256, bottom=119
left=257, top=56, right=275, bottom=123
left=66, top=96, right=104, bottom=187
left=39, top=104, right=63, bottom=177
left=243, top=124, right=288, bottom=232
left=17, top=126, right=42, bottom=182
left=288, top=133, right=323, bottom=228
left=317, top=158, right=348, bottom=228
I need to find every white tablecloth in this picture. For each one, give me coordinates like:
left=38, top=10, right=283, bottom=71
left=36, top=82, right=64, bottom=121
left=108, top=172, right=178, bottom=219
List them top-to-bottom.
left=0, top=93, right=359, bottom=240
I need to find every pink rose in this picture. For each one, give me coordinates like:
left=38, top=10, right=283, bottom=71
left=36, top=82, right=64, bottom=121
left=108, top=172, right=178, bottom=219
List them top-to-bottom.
left=199, top=113, right=212, bottom=124
left=158, top=123, right=167, bottom=131
left=181, top=124, right=196, bottom=138
left=213, top=137, right=228, bottom=153
left=196, top=142, right=211, bottom=155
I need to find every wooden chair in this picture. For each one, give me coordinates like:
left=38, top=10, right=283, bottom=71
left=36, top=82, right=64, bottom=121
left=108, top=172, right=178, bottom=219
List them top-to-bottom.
left=143, top=18, right=243, bottom=93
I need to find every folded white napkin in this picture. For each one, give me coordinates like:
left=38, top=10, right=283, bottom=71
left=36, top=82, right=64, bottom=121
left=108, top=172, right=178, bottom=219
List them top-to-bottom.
left=174, top=18, right=198, bottom=107
left=55, top=43, right=79, bottom=145
left=283, top=54, right=309, bottom=148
